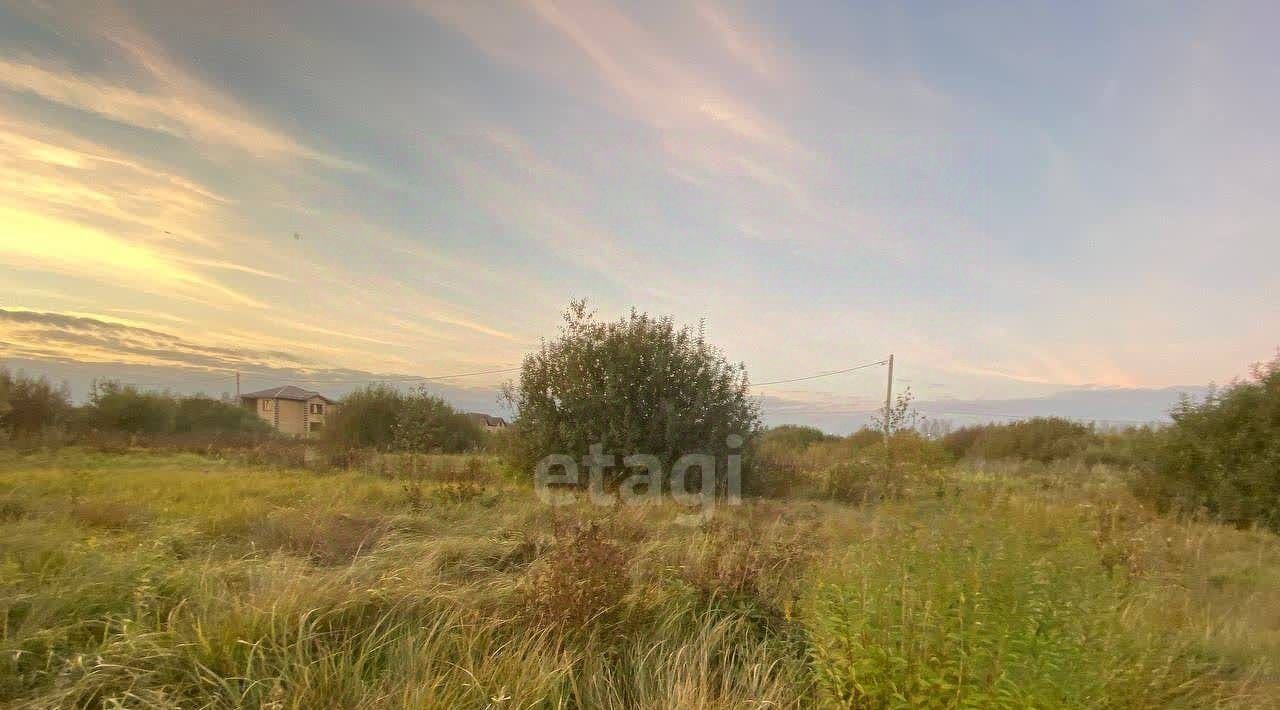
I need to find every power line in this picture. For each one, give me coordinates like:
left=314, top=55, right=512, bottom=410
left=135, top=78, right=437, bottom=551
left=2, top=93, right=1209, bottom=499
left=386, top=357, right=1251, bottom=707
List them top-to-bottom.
left=110, top=356, right=887, bottom=391
left=83, top=357, right=1166, bottom=425
left=750, top=359, right=888, bottom=388
left=235, top=365, right=523, bottom=386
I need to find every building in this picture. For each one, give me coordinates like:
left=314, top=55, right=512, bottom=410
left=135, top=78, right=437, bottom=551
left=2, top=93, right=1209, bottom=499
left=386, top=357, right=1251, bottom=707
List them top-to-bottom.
left=241, top=386, right=340, bottom=436
left=467, top=412, right=509, bottom=432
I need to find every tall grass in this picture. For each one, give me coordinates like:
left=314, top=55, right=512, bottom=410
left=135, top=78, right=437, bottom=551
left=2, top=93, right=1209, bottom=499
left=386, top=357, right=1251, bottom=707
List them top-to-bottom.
left=0, top=451, right=1277, bottom=708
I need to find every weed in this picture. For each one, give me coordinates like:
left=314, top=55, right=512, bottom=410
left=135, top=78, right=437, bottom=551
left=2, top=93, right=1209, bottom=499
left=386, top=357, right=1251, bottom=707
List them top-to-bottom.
left=521, top=520, right=630, bottom=631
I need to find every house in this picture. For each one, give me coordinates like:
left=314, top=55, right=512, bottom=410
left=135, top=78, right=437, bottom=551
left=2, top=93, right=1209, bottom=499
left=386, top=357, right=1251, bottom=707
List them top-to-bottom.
left=241, top=386, right=340, bottom=436
left=467, top=412, right=509, bottom=432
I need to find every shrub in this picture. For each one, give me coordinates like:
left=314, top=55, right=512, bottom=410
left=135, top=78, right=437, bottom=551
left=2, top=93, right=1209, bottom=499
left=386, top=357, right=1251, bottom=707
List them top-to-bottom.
left=504, top=300, right=761, bottom=491
left=1136, top=355, right=1280, bottom=531
left=87, top=380, right=177, bottom=434
left=73, top=383, right=269, bottom=440
left=323, top=383, right=404, bottom=451
left=323, top=384, right=483, bottom=454
left=392, top=387, right=483, bottom=453
left=173, top=396, right=269, bottom=433
left=959, top=417, right=1099, bottom=463
left=940, top=424, right=985, bottom=459
left=760, top=425, right=833, bottom=451
left=845, top=426, right=884, bottom=450
left=820, top=460, right=886, bottom=502
left=521, top=520, right=630, bottom=630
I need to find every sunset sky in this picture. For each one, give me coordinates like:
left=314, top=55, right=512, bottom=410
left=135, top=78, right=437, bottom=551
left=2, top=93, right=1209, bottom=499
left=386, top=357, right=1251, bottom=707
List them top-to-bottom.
left=1, top=1, right=1276, bottom=429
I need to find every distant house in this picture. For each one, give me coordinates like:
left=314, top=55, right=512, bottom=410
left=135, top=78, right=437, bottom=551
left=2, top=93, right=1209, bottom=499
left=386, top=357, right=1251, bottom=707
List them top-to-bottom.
left=241, top=386, right=340, bottom=437
left=467, top=412, right=509, bottom=432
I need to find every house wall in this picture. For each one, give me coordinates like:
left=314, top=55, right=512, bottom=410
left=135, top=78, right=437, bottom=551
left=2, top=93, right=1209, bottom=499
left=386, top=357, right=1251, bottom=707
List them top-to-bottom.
left=246, top=395, right=340, bottom=437
left=303, top=396, right=338, bottom=436
left=250, top=398, right=275, bottom=429
left=249, top=399, right=272, bottom=427
left=275, top=399, right=307, bottom=435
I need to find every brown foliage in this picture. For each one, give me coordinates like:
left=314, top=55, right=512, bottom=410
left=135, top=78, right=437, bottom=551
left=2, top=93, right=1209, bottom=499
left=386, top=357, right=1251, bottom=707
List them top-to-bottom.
left=70, top=500, right=150, bottom=530
left=246, top=510, right=387, bottom=565
left=521, top=520, right=631, bottom=630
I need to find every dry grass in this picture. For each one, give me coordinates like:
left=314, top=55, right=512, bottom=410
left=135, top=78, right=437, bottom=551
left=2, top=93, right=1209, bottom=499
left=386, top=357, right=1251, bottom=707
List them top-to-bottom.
left=0, top=449, right=1276, bottom=708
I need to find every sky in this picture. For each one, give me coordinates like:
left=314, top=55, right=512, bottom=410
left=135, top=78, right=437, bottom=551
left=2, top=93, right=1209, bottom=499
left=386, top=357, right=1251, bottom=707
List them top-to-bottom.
left=0, top=1, right=1276, bottom=431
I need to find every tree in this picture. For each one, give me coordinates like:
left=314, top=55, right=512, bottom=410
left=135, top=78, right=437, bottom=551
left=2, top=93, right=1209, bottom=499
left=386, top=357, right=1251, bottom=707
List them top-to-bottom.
left=504, top=301, right=761, bottom=490
left=0, top=368, right=71, bottom=438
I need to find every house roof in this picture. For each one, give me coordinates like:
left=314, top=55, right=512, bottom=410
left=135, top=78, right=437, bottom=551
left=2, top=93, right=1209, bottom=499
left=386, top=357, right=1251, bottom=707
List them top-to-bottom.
left=241, top=385, right=339, bottom=403
left=467, top=412, right=508, bottom=427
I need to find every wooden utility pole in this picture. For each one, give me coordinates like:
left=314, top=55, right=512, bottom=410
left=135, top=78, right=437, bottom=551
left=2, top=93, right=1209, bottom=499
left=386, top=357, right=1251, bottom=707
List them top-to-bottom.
left=883, top=354, right=895, bottom=463
left=883, top=354, right=894, bottom=438
left=235, top=371, right=241, bottom=399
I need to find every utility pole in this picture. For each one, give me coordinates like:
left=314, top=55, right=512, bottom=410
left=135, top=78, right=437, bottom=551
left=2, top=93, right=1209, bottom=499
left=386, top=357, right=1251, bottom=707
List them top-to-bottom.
left=883, top=354, right=895, bottom=457
left=235, top=370, right=241, bottom=400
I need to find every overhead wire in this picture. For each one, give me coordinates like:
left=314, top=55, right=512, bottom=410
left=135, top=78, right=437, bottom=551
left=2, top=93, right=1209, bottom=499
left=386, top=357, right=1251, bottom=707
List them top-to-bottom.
left=89, top=357, right=1160, bottom=424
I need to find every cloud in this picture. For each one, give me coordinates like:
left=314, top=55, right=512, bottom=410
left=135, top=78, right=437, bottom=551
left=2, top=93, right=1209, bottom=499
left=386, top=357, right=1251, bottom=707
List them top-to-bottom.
left=0, top=0, right=370, bottom=169
left=420, top=0, right=930, bottom=260
left=422, top=1, right=799, bottom=159
left=696, top=3, right=785, bottom=83
left=0, top=57, right=328, bottom=164
left=0, top=116, right=230, bottom=242
left=0, top=205, right=263, bottom=308
left=0, top=308, right=302, bottom=371
left=0, top=311, right=514, bottom=415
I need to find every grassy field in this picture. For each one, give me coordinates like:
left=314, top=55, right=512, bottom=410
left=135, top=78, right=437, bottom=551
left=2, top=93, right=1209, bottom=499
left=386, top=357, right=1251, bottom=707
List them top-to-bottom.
left=1, top=450, right=1278, bottom=708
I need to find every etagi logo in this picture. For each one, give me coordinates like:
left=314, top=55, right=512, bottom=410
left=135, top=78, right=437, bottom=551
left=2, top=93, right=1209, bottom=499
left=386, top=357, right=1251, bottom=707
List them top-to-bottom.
left=534, top=435, right=745, bottom=525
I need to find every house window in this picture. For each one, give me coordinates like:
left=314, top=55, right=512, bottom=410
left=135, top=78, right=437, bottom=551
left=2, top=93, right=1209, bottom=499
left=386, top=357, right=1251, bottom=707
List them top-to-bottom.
left=261, top=400, right=271, bottom=411
left=310, top=403, right=324, bottom=414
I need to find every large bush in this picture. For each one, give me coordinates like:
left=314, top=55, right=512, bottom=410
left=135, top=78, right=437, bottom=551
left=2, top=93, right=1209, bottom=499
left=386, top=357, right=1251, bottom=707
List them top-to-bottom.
left=504, top=301, right=761, bottom=490
left=1136, top=356, right=1280, bottom=531
left=85, top=381, right=267, bottom=436
left=88, top=381, right=177, bottom=434
left=323, top=383, right=404, bottom=451
left=324, top=383, right=483, bottom=453
left=392, top=387, right=484, bottom=453
left=174, top=396, right=270, bottom=434
left=949, top=417, right=1099, bottom=463
left=760, top=425, right=832, bottom=451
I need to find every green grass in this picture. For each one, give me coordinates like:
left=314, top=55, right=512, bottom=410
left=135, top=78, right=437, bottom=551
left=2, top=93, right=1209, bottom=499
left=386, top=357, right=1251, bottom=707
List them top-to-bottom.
left=0, top=450, right=1277, bottom=708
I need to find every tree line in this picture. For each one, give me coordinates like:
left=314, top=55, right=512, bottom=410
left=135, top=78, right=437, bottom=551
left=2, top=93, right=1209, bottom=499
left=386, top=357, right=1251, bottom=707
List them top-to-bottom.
left=4, top=302, right=1277, bottom=531
left=0, top=370, right=491, bottom=455
left=0, top=372, right=266, bottom=441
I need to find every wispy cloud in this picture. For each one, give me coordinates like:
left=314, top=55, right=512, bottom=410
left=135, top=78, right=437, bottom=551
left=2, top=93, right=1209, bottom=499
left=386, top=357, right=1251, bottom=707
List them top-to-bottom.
left=696, top=3, right=786, bottom=83
left=0, top=58, right=326, bottom=163
left=0, top=117, right=228, bottom=242
left=0, top=206, right=263, bottom=308
left=0, top=308, right=299, bottom=371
